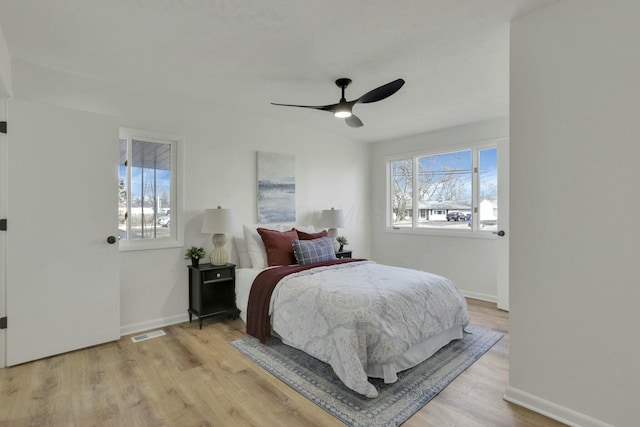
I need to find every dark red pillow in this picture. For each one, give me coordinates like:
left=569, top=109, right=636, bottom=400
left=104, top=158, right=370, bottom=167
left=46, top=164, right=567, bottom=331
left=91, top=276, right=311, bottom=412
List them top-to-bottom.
left=257, top=228, right=299, bottom=266
left=295, top=228, right=328, bottom=240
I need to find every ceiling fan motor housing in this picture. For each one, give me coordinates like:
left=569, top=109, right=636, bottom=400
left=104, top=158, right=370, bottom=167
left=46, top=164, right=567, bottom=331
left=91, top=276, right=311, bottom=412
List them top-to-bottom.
left=335, top=78, right=352, bottom=89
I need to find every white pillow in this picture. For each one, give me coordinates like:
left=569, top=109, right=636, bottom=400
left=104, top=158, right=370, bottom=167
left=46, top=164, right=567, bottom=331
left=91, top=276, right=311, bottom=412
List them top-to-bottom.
left=243, top=224, right=282, bottom=269
left=278, top=224, right=316, bottom=233
left=292, top=224, right=316, bottom=233
left=233, top=236, right=252, bottom=269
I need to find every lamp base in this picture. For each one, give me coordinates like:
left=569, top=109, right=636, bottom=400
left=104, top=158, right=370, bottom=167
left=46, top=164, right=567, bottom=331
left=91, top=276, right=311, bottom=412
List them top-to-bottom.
left=327, top=228, right=339, bottom=252
left=210, top=233, right=229, bottom=266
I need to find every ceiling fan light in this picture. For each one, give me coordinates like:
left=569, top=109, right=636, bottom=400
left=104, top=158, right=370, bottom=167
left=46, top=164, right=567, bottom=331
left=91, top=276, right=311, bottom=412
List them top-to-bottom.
left=334, top=109, right=352, bottom=118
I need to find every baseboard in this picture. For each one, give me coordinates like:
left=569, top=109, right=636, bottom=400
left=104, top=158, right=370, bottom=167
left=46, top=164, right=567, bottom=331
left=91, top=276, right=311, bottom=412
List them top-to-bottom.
left=462, top=290, right=497, bottom=304
left=120, top=313, right=190, bottom=337
left=504, top=387, right=615, bottom=427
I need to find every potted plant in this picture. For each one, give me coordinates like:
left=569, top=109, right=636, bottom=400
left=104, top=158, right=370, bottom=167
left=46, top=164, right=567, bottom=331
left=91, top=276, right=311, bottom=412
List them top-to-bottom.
left=336, top=236, right=349, bottom=252
left=184, top=246, right=206, bottom=267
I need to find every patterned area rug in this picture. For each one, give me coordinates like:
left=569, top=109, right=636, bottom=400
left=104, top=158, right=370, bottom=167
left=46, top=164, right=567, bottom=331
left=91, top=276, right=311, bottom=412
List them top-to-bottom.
left=231, top=325, right=503, bottom=427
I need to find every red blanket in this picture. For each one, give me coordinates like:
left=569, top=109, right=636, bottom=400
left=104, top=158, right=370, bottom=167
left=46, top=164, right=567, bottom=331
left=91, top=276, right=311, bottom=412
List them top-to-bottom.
left=245, top=258, right=363, bottom=343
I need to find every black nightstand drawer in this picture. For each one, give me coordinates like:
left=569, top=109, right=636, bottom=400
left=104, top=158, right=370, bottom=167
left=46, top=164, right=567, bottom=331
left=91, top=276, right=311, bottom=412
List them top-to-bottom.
left=335, top=250, right=352, bottom=259
left=203, top=267, right=233, bottom=282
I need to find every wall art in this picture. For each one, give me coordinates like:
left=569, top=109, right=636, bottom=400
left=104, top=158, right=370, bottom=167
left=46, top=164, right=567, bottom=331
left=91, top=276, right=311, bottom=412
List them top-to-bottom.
left=257, top=151, right=295, bottom=223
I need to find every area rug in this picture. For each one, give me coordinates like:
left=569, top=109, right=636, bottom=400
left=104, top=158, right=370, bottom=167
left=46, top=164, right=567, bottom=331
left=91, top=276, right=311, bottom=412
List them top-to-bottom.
left=230, top=325, right=502, bottom=427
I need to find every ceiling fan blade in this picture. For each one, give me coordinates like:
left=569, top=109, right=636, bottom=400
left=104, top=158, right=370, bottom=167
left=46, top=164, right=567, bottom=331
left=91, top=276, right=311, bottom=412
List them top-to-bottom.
left=356, top=78, right=405, bottom=104
left=271, top=102, right=336, bottom=112
left=345, top=115, right=363, bottom=128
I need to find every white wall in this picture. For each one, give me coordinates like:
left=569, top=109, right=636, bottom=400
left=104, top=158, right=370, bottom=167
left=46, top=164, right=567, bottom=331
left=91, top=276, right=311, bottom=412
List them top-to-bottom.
left=508, top=1, right=639, bottom=426
left=0, top=23, right=10, bottom=97
left=10, top=59, right=371, bottom=334
left=370, top=117, right=508, bottom=301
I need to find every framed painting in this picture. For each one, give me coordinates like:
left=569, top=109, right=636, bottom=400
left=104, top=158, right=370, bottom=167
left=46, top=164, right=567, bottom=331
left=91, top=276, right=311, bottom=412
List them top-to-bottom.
left=257, top=151, right=295, bottom=223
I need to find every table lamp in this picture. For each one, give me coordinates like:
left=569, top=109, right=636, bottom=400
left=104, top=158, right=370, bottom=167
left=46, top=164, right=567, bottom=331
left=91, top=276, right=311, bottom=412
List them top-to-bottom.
left=201, top=206, right=235, bottom=265
left=320, top=207, right=345, bottom=252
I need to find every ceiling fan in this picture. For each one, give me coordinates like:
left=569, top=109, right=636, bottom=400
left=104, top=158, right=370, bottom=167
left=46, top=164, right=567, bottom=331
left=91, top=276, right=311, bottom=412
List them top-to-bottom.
left=271, top=78, right=405, bottom=128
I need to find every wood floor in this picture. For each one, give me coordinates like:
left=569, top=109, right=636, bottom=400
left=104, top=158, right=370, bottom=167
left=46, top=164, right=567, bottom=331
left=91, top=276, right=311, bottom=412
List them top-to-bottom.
left=0, top=299, right=564, bottom=426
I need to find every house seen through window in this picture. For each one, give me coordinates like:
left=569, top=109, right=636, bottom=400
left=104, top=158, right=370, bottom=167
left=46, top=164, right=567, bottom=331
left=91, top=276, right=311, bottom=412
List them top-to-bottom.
left=389, top=146, right=498, bottom=233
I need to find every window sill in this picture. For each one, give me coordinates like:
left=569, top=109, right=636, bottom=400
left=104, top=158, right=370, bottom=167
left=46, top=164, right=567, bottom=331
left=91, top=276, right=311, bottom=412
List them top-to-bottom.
left=385, top=227, right=497, bottom=240
left=119, top=239, right=184, bottom=252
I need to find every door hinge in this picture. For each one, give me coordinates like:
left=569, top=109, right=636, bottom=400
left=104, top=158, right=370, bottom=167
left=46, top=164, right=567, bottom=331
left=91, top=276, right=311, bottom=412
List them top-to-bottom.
left=0, top=121, right=6, bottom=134
left=0, top=219, right=6, bottom=231
left=0, top=317, right=6, bottom=329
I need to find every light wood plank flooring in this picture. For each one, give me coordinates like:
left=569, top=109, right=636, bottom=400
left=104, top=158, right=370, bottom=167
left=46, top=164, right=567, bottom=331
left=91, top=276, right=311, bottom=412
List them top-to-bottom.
left=0, top=299, right=564, bottom=426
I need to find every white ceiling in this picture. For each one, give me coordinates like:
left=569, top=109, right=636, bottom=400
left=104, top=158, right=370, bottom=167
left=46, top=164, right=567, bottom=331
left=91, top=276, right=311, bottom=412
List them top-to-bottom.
left=0, top=0, right=556, bottom=143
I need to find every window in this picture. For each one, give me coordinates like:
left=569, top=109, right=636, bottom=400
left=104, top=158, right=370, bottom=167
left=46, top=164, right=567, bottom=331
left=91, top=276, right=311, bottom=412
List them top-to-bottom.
left=119, top=128, right=182, bottom=250
left=388, top=144, right=498, bottom=234
left=478, top=147, right=498, bottom=231
left=391, top=159, right=412, bottom=228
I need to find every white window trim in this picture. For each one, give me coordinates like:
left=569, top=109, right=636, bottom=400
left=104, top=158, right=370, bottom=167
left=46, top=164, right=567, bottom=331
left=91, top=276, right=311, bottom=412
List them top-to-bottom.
left=119, top=127, right=184, bottom=251
left=385, top=138, right=504, bottom=240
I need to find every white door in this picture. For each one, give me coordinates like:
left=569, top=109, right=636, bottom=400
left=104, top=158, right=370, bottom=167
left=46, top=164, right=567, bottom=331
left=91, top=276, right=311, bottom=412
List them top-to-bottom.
left=0, top=98, right=7, bottom=367
left=5, top=98, right=120, bottom=366
left=496, top=138, right=510, bottom=311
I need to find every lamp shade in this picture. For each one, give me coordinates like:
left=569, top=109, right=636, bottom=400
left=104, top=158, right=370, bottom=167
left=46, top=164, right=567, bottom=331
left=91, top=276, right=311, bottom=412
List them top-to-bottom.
left=201, top=206, right=235, bottom=234
left=320, top=208, right=345, bottom=228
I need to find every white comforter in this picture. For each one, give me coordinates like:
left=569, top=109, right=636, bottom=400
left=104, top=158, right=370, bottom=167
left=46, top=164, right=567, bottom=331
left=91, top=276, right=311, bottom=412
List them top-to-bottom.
left=269, top=260, right=469, bottom=398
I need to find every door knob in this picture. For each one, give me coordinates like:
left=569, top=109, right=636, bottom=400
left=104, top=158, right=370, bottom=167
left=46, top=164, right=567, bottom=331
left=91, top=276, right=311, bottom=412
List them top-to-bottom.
left=493, top=230, right=505, bottom=237
left=107, top=236, right=117, bottom=244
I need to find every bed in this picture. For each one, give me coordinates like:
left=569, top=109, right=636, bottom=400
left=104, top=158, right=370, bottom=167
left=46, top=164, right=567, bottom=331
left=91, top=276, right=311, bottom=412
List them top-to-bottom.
left=233, top=225, right=469, bottom=398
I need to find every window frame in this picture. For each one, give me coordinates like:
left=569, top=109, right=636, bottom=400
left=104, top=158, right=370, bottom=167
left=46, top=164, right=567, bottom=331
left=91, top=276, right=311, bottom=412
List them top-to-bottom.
left=118, top=127, right=184, bottom=251
left=385, top=139, right=501, bottom=239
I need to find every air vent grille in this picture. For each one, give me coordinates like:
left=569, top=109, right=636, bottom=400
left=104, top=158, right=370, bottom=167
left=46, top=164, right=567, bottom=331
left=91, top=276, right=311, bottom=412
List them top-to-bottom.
left=130, top=329, right=166, bottom=343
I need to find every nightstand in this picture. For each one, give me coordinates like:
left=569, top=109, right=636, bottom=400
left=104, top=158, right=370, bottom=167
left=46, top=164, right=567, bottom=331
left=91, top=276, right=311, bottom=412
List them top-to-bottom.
left=335, top=249, right=352, bottom=259
left=187, top=263, right=240, bottom=329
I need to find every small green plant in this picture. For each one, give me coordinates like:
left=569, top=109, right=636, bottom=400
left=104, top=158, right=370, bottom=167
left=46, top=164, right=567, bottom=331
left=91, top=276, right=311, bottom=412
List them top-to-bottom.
left=336, top=236, right=349, bottom=246
left=184, top=246, right=206, bottom=260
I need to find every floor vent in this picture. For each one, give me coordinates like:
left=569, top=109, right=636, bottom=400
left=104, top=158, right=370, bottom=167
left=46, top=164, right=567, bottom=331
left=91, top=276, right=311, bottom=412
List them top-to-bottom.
left=131, top=329, right=166, bottom=343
